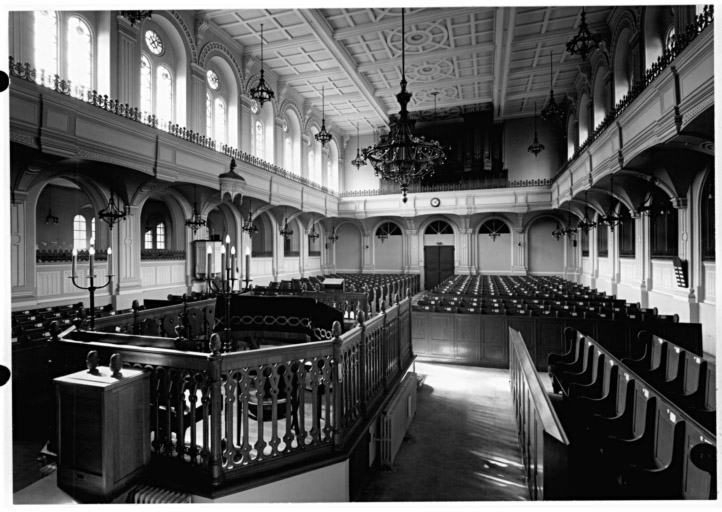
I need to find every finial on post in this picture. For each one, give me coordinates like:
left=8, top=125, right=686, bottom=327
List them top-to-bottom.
left=209, top=333, right=222, bottom=356
left=86, top=350, right=100, bottom=375
left=109, top=353, right=123, bottom=379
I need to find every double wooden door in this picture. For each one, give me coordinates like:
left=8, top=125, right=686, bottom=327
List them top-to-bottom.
left=424, top=245, right=454, bottom=290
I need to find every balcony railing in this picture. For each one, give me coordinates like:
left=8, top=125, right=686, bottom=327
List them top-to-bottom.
left=554, top=5, right=714, bottom=181
left=8, top=57, right=335, bottom=196
left=341, top=177, right=552, bottom=197
left=141, top=249, right=187, bottom=261
left=50, top=296, right=413, bottom=494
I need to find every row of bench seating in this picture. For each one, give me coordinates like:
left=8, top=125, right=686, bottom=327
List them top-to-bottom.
left=434, top=275, right=606, bottom=298
left=548, top=329, right=715, bottom=499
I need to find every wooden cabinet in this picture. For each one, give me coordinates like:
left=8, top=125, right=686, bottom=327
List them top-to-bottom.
left=55, top=366, right=150, bottom=500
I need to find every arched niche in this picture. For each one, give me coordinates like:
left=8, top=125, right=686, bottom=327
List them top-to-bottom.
left=643, top=6, right=674, bottom=68
left=613, top=27, right=633, bottom=103
left=206, top=53, right=240, bottom=148
left=592, top=67, right=609, bottom=128
left=578, top=92, right=590, bottom=143
left=283, top=107, right=302, bottom=175
left=566, top=112, right=577, bottom=160
left=36, top=178, right=95, bottom=254
left=527, top=216, right=565, bottom=275
left=478, top=218, right=512, bottom=273
left=374, top=221, right=403, bottom=272
left=335, top=222, right=362, bottom=272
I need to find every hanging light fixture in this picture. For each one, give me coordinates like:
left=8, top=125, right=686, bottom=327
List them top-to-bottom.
left=362, top=8, right=446, bottom=204
left=565, top=8, right=602, bottom=60
left=119, top=11, right=153, bottom=27
left=250, top=23, right=274, bottom=107
left=541, top=49, right=565, bottom=126
left=314, top=86, right=332, bottom=146
left=527, top=102, right=545, bottom=157
left=351, top=122, right=366, bottom=169
left=219, top=157, right=246, bottom=203
left=600, top=174, right=623, bottom=231
left=185, top=185, right=206, bottom=235
left=45, top=187, right=59, bottom=225
left=98, top=191, right=128, bottom=230
left=577, top=191, right=597, bottom=233
left=241, top=198, right=258, bottom=236
left=562, top=201, right=578, bottom=239
left=279, top=208, right=293, bottom=239
left=307, top=214, right=320, bottom=242
left=485, top=219, right=505, bottom=242
left=327, top=221, right=339, bottom=244
left=552, top=222, right=564, bottom=241
left=376, top=224, right=389, bottom=244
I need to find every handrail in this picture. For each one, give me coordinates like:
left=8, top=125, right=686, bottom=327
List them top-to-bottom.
left=341, top=178, right=552, bottom=197
left=509, top=327, right=569, bottom=445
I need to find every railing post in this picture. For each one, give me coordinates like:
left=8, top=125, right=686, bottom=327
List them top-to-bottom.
left=395, top=293, right=403, bottom=375
left=380, top=300, right=389, bottom=390
left=357, top=311, right=368, bottom=415
left=331, top=321, right=344, bottom=449
left=207, top=333, right=224, bottom=487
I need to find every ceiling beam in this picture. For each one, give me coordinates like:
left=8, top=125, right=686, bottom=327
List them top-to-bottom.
left=496, top=8, right=516, bottom=119
left=298, top=9, right=390, bottom=126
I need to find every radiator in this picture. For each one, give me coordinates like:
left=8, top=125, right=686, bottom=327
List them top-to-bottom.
left=380, top=372, right=417, bottom=467
left=132, top=485, right=192, bottom=504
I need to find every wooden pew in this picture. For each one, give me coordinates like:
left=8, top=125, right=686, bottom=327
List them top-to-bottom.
left=509, top=327, right=570, bottom=500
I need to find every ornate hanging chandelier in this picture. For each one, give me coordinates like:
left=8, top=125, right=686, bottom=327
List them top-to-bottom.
left=362, top=8, right=446, bottom=204
left=565, top=8, right=602, bottom=60
left=119, top=11, right=153, bottom=27
left=250, top=23, right=274, bottom=107
left=541, top=50, right=565, bottom=125
left=314, top=86, right=332, bottom=146
left=527, top=102, right=545, bottom=157
left=351, top=122, right=366, bottom=169
left=600, top=174, right=623, bottom=230
left=185, top=185, right=206, bottom=235
left=98, top=191, right=128, bottom=230
left=577, top=191, right=597, bottom=233
left=241, top=199, right=258, bottom=236
left=562, top=200, right=578, bottom=239
left=279, top=208, right=293, bottom=239
left=307, top=215, right=320, bottom=242
left=552, top=222, right=564, bottom=241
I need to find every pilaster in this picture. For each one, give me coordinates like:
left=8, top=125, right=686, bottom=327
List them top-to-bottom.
left=116, top=16, right=140, bottom=107
left=190, top=63, right=207, bottom=136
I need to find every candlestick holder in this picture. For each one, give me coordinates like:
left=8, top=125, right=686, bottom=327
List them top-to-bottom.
left=222, top=267, right=233, bottom=352
left=69, top=270, right=112, bottom=330
left=243, top=277, right=253, bottom=291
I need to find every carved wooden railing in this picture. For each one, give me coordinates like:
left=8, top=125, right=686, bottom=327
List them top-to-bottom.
left=341, top=177, right=552, bottom=197
left=50, top=296, right=413, bottom=493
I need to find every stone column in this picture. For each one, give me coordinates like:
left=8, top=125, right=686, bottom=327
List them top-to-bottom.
left=116, top=16, right=140, bottom=107
left=189, top=63, right=207, bottom=136
left=114, top=206, right=143, bottom=310
left=638, top=212, right=650, bottom=308
left=512, top=228, right=528, bottom=274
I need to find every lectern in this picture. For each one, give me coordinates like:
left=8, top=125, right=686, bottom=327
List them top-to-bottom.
left=55, top=366, right=150, bottom=500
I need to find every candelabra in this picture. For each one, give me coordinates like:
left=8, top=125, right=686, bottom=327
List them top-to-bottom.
left=69, top=247, right=112, bottom=330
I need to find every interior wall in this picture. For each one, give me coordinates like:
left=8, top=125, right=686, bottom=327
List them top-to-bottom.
left=503, top=117, right=562, bottom=182
left=343, top=132, right=378, bottom=192
left=527, top=217, right=564, bottom=274
left=335, top=223, right=362, bottom=272
left=478, top=233, right=512, bottom=273
left=373, top=235, right=403, bottom=271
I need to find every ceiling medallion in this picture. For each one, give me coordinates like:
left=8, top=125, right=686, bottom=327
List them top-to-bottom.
left=362, top=8, right=446, bottom=204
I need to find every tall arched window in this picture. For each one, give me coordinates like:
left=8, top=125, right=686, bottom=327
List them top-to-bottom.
left=34, top=11, right=58, bottom=86
left=67, top=15, right=92, bottom=93
left=140, top=54, right=152, bottom=115
left=156, top=65, right=173, bottom=125
left=206, top=69, right=227, bottom=145
left=206, top=91, right=213, bottom=139
left=213, top=98, right=226, bottom=146
left=255, top=120, right=265, bottom=159
left=284, top=137, right=292, bottom=170
left=308, top=150, right=315, bottom=179
left=701, top=173, right=715, bottom=260
left=650, top=194, right=678, bottom=258
left=73, top=215, right=87, bottom=249
left=155, top=223, right=166, bottom=249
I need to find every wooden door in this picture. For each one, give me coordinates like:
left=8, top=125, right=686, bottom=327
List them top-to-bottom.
left=424, top=246, right=455, bottom=289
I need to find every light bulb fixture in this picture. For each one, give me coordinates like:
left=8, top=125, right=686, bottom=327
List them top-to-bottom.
left=362, top=8, right=446, bottom=204
left=565, top=8, right=602, bottom=60
left=119, top=11, right=153, bottom=27
left=250, top=23, right=275, bottom=107
left=540, top=49, right=565, bottom=126
left=315, top=86, right=332, bottom=146
left=527, top=102, right=545, bottom=157
left=351, top=122, right=366, bottom=169
left=600, top=174, right=622, bottom=231
left=185, top=185, right=206, bottom=235
left=45, top=187, right=59, bottom=225
left=98, top=191, right=128, bottom=230
left=577, top=191, right=597, bottom=233
left=241, top=199, right=258, bottom=237
left=279, top=208, right=293, bottom=239
left=308, top=215, right=320, bottom=242
left=327, top=221, right=339, bottom=244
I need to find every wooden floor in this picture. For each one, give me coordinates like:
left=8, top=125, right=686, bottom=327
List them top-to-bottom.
left=360, top=361, right=528, bottom=501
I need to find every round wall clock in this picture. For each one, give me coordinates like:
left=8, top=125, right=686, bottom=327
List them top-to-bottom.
left=430, top=197, right=441, bottom=207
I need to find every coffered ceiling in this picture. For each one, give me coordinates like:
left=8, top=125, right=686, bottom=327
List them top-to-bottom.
left=200, top=6, right=614, bottom=134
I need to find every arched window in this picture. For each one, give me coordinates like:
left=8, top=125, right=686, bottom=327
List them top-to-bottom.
left=34, top=11, right=58, bottom=86
left=67, top=16, right=92, bottom=93
left=665, top=26, right=676, bottom=51
left=140, top=54, right=152, bottom=115
left=156, top=65, right=173, bottom=125
left=206, top=68, right=227, bottom=145
left=206, top=91, right=213, bottom=139
left=578, top=93, right=590, bottom=143
left=213, top=98, right=226, bottom=146
left=255, top=120, right=265, bottom=160
left=284, top=137, right=292, bottom=170
left=308, top=150, right=315, bottom=179
left=701, top=173, right=715, bottom=260
left=650, top=194, right=678, bottom=258
left=619, top=205, right=635, bottom=257
left=73, top=215, right=87, bottom=249
left=91, top=218, right=95, bottom=244
left=479, top=219, right=511, bottom=239
left=425, top=220, right=453, bottom=235
left=376, top=222, right=402, bottom=242
left=156, top=223, right=166, bottom=249
left=144, top=228, right=153, bottom=249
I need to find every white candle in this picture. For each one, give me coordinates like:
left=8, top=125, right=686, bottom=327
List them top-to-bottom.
left=225, top=235, right=231, bottom=269
left=206, top=245, right=213, bottom=276
left=220, top=245, right=226, bottom=285
left=231, top=246, right=236, bottom=281
left=245, top=246, right=250, bottom=281
left=72, top=247, right=77, bottom=279
left=88, top=247, right=95, bottom=276
left=107, top=247, right=112, bottom=277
